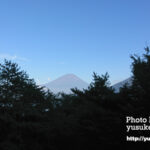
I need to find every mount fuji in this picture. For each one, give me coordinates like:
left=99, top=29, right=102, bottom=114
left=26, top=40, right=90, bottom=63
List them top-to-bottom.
left=43, top=74, right=89, bottom=94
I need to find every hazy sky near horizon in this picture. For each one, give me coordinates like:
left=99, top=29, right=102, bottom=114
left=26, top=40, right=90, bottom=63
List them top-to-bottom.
left=0, top=0, right=150, bottom=84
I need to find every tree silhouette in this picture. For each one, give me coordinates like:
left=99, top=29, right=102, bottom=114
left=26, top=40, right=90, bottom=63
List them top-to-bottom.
left=0, top=47, right=150, bottom=149
left=0, top=60, right=47, bottom=115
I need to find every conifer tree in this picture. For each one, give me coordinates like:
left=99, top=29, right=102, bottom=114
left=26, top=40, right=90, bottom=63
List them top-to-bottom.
left=0, top=60, right=45, bottom=110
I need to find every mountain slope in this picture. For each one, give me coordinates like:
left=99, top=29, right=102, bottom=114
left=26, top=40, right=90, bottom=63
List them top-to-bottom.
left=44, top=74, right=89, bottom=93
left=112, top=77, right=132, bottom=92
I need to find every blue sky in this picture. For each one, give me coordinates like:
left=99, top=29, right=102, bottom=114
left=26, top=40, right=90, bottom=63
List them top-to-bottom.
left=0, top=0, right=150, bottom=85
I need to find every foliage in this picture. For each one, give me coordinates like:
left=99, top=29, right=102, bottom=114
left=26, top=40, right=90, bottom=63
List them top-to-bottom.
left=0, top=47, right=150, bottom=149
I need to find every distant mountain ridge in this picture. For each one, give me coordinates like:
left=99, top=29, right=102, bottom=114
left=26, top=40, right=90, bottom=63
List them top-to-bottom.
left=43, top=74, right=132, bottom=94
left=44, top=74, right=89, bottom=94
left=112, top=77, right=132, bottom=92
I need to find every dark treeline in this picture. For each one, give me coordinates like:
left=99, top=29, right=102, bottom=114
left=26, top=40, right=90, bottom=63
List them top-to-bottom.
left=0, top=47, right=150, bottom=149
